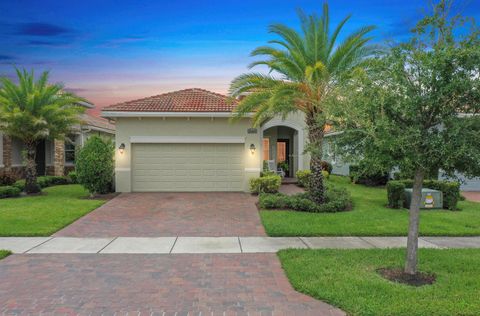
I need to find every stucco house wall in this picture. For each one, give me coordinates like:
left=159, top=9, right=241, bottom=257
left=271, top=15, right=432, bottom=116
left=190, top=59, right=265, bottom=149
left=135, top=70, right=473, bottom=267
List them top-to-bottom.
left=114, top=116, right=262, bottom=192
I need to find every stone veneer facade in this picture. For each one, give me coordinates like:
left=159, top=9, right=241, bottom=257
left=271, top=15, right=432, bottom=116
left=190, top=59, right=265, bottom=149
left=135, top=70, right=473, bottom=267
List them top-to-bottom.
left=1, top=135, right=66, bottom=178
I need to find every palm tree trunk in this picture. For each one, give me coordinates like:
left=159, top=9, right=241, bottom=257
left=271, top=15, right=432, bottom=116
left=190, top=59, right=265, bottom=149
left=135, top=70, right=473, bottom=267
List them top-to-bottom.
left=306, top=113, right=325, bottom=204
left=24, top=141, right=40, bottom=194
left=405, top=168, right=425, bottom=275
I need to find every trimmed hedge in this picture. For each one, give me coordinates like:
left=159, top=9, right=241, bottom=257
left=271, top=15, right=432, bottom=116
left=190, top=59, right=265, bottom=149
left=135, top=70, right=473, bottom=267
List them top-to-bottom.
left=349, top=164, right=389, bottom=186
left=296, top=170, right=329, bottom=188
left=67, top=171, right=78, bottom=184
left=250, top=175, right=281, bottom=194
left=13, top=176, right=71, bottom=192
left=387, top=179, right=461, bottom=210
left=0, top=185, right=21, bottom=199
left=259, top=187, right=352, bottom=213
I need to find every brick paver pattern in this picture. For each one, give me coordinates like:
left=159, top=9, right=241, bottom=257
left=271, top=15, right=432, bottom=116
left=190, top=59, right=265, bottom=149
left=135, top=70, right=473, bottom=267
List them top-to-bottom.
left=55, top=192, right=266, bottom=237
left=0, top=253, right=344, bottom=315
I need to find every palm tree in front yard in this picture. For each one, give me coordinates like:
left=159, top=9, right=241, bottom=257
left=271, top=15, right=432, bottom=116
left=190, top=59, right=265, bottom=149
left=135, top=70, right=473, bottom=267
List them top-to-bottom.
left=229, top=3, right=377, bottom=203
left=0, top=68, right=85, bottom=193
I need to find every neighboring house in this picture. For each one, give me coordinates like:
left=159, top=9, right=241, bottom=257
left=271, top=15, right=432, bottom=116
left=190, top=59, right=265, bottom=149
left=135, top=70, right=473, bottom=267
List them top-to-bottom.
left=102, top=88, right=313, bottom=192
left=0, top=113, right=115, bottom=178
left=322, top=133, right=480, bottom=192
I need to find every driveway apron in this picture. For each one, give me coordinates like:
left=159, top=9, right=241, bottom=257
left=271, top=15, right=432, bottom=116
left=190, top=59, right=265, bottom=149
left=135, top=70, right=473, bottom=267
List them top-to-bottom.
left=55, top=192, right=266, bottom=237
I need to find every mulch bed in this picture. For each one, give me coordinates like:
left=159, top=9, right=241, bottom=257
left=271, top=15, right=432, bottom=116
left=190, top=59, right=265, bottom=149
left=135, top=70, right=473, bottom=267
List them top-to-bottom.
left=377, top=267, right=436, bottom=287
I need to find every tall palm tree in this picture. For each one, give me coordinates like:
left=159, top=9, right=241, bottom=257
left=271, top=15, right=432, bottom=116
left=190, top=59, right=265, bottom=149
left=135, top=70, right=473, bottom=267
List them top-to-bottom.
left=229, top=3, right=377, bottom=203
left=0, top=68, right=85, bottom=193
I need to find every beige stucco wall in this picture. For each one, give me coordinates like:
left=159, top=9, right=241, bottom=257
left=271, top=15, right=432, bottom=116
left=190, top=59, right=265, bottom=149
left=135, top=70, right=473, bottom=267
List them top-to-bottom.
left=261, top=112, right=311, bottom=173
left=113, top=117, right=262, bottom=192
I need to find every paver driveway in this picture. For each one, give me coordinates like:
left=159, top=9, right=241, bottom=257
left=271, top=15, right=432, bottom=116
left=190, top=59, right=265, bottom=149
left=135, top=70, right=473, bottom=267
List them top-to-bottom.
left=55, top=192, right=266, bottom=237
left=0, top=253, right=344, bottom=315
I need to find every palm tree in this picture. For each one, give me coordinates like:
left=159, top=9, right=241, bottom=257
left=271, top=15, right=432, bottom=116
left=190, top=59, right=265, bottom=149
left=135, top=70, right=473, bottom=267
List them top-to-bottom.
left=229, top=3, right=377, bottom=203
left=0, top=68, right=85, bottom=193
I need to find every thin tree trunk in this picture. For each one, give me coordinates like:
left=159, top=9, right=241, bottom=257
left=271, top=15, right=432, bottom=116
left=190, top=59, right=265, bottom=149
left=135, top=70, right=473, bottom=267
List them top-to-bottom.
left=306, top=113, right=325, bottom=204
left=24, top=141, right=40, bottom=194
left=405, top=168, right=425, bottom=275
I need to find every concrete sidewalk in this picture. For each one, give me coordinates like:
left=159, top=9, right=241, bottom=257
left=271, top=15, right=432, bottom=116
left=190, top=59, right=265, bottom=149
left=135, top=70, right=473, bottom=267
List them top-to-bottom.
left=1, top=236, right=479, bottom=254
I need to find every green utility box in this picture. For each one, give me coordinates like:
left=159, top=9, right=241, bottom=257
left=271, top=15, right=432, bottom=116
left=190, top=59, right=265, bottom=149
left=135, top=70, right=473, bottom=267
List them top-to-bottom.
left=404, top=188, right=443, bottom=209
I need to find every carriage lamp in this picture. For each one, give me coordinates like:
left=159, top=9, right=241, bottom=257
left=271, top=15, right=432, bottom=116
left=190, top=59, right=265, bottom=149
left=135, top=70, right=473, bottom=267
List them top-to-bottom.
left=119, top=143, right=125, bottom=154
left=250, top=143, right=256, bottom=155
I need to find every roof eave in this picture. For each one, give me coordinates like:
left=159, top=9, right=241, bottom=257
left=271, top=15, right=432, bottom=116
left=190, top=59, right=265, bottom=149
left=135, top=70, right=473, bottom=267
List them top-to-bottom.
left=101, top=111, right=253, bottom=118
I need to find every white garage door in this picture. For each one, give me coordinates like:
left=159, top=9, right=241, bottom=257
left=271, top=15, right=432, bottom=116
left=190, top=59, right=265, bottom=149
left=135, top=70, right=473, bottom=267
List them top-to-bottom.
left=132, top=143, right=244, bottom=192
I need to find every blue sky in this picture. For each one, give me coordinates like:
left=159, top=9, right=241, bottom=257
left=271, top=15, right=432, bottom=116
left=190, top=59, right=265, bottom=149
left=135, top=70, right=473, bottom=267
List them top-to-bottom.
left=0, top=0, right=479, bottom=112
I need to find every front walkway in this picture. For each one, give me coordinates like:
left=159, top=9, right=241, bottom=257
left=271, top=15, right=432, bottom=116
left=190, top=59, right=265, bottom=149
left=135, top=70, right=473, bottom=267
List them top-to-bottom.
left=55, top=192, right=266, bottom=237
left=1, top=236, right=479, bottom=254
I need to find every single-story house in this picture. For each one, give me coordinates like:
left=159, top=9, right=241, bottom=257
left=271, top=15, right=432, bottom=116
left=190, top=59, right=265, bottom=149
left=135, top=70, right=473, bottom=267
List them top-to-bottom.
left=103, top=87, right=480, bottom=192
left=102, top=88, right=312, bottom=192
left=0, top=113, right=115, bottom=178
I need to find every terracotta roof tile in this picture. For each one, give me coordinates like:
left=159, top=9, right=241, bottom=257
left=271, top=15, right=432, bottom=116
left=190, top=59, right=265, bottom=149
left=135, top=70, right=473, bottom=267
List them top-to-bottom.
left=103, top=88, right=237, bottom=112
left=79, top=114, right=115, bottom=132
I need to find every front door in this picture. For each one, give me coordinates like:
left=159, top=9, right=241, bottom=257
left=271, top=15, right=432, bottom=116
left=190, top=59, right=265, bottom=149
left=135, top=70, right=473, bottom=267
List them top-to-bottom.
left=277, top=139, right=291, bottom=177
left=35, top=140, right=46, bottom=176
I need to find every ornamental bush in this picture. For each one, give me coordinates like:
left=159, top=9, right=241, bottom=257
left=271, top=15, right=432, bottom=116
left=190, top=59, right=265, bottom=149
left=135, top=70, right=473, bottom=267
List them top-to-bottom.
left=76, top=136, right=114, bottom=195
left=349, top=164, right=389, bottom=186
left=296, top=169, right=329, bottom=188
left=296, top=170, right=311, bottom=188
left=67, top=171, right=78, bottom=184
left=249, top=175, right=281, bottom=194
left=386, top=179, right=460, bottom=210
left=0, top=185, right=21, bottom=199
left=259, top=186, right=352, bottom=213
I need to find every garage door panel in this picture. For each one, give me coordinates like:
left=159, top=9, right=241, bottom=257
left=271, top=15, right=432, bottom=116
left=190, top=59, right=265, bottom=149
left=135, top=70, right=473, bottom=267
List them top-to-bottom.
left=132, top=143, right=245, bottom=192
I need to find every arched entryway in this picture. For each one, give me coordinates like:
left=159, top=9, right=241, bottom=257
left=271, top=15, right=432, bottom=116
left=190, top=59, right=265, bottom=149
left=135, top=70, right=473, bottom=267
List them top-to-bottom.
left=261, top=120, right=304, bottom=178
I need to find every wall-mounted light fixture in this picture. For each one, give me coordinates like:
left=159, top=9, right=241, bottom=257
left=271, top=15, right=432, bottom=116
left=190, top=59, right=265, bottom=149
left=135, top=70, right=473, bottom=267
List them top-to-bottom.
left=119, top=143, right=125, bottom=154
left=250, top=143, right=256, bottom=155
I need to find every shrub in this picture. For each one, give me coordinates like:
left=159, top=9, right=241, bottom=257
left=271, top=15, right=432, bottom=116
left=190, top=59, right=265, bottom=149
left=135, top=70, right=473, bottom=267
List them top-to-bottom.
left=76, top=136, right=114, bottom=195
left=321, top=161, right=333, bottom=174
left=349, top=164, right=389, bottom=186
left=296, top=169, right=329, bottom=188
left=260, top=170, right=276, bottom=177
left=296, top=170, right=311, bottom=188
left=322, top=170, right=330, bottom=179
left=68, top=171, right=78, bottom=184
left=0, top=173, right=16, bottom=186
left=13, top=175, right=71, bottom=191
left=249, top=175, right=281, bottom=194
left=36, top=176, right=50, bottom=188
left=48, top=176, right=70, bottom=185
left=13, top=179, right=25, bottom=191
left=386, top=179, right=460, bottom=210
left=386, top=181, right=406, bottom=208
left=0, top=185, right=21, bottom=199
left=259, top=186, right=352, bottom=213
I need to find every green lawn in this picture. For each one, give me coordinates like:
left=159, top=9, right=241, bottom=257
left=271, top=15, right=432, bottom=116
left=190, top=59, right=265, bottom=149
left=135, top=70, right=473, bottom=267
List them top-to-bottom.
left=260, top=176, right=480, bottom=236
left=0, top=184, right=105, bottom=236
left=279, top=248, right=480, bottom=316
left=0, top=250, right=11, bottom=260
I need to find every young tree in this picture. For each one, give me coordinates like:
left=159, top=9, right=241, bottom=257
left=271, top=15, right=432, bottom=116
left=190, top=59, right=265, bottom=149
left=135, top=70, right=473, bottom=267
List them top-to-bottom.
left=332, top=0, right=480, bottom=275
left=229, top=2, right=377, bottom=204
left=0, top=69, right=85, bottom=193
